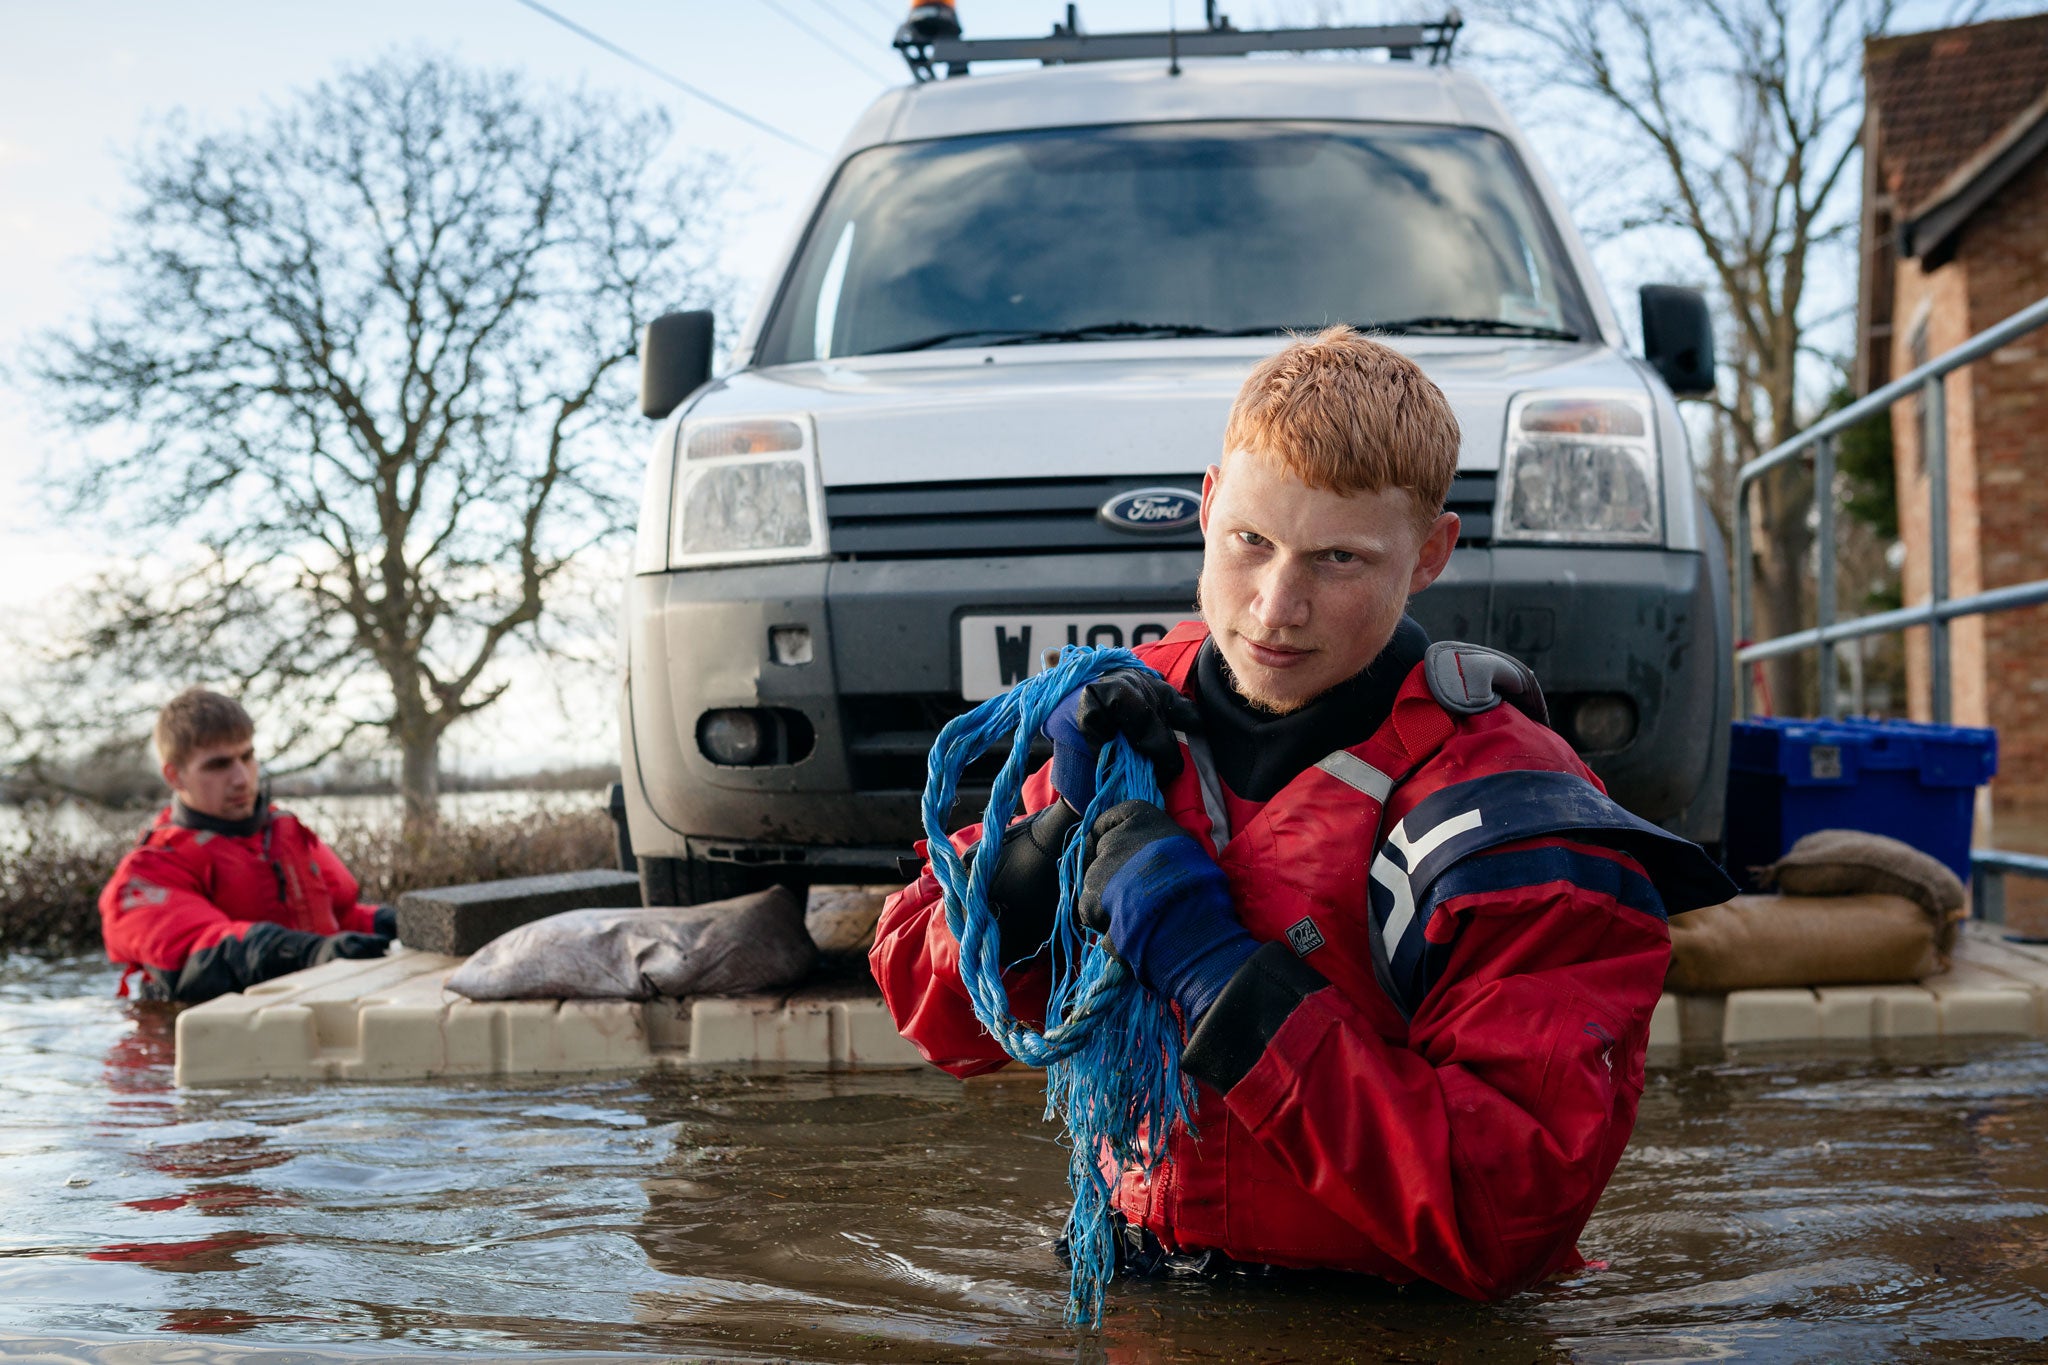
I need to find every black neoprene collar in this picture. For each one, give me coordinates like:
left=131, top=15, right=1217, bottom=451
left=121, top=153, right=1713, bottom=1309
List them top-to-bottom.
left=1192, top=615, right=1430, bottom=803
left=169, top=794, right=269, bottom=839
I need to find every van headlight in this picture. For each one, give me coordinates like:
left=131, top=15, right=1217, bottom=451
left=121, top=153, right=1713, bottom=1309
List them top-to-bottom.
left=1496, top=394, right=1662, bottom=545
left=667, top=415, right=826, bottom=568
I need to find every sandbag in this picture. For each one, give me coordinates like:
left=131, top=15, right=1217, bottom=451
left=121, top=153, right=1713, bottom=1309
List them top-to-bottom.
left=1761, top=829, right=1966, bottom=952
left=805, top=884, right=888, bottom=953
left=444, top=885, right=816, bottom=1001
left=1667, top=892, right=1939, bottom=993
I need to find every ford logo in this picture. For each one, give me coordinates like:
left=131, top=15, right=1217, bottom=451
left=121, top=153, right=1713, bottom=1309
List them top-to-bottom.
left=1099, top=486, right=1200, bottom=535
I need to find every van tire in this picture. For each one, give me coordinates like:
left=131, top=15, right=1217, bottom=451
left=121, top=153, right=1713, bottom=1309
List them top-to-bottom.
left=637, top=854, right=778, bottom=907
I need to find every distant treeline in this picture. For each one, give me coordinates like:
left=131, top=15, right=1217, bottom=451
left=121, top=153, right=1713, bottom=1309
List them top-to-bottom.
left=1, top=759, right=622, bottom=810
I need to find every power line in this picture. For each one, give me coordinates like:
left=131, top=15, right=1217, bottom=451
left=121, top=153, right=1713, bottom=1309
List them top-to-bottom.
left=509, top=0, right=824, bottom=155
left=757, top=0, right=898, bottom=83
left=797, top=0, right=902, bottom=53
left=852, top=0, right=903, bottom=24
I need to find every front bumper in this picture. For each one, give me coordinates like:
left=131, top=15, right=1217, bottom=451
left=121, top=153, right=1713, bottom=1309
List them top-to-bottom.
left=622, top=543, right=1726, bottom=875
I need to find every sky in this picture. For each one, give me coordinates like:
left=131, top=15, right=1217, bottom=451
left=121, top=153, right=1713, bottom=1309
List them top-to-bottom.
left=0, top=0, right=1881, bottom=773
left=1, top=0, right=1213, bottom=771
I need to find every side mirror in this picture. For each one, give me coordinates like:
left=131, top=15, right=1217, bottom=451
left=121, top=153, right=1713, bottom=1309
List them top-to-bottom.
left=1639, top=285, right=1716, bottom=399
left=640, top=310, right=715, bottom=420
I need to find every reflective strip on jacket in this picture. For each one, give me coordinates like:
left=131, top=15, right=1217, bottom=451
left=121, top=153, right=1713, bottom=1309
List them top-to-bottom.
left=870, top=620, right=1716, bottom=1300
left=99, top=806, right=380, bottom=974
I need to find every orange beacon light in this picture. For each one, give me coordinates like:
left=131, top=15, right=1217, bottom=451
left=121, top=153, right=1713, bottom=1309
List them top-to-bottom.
left=901, top=2, right=962, bottom=42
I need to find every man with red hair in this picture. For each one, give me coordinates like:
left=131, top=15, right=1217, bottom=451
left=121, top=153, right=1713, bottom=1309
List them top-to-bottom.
left=872, top=327, right=1732, bottom=1299
left=100, top=688, right=392, bottom=1002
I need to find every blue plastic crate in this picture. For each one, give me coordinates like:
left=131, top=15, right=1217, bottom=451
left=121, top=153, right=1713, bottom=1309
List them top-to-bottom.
left=1723, top=717, right=1998, bottom=888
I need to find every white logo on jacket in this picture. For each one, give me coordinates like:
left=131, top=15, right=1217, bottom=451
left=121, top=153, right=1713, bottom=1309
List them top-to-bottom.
left=1370, top=808, right=1484, bottom=958
left=117, top=877, right=171, bottom=914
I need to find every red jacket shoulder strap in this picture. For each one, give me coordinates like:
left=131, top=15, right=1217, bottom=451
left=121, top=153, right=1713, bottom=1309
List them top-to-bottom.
left=1133, top=619, right=1209, bottom=690
left=1355, top=664, right=1458, bottom=786
left=142, top=809, right=191, bottom=851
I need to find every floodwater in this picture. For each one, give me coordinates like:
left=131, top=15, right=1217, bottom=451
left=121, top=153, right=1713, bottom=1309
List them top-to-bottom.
left=5, top=956, right=2048, bottom=1364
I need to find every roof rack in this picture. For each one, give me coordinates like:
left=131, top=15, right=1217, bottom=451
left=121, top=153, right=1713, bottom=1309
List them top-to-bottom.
left=894, top=3, right=1464, bottom=83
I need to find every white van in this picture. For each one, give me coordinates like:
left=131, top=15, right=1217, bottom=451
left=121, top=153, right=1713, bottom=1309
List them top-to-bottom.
left=618, top=10, right=1729, bottom=904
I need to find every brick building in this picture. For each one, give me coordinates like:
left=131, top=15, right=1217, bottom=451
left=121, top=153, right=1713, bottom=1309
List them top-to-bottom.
left=1858, top=14, right=2048, bottom=815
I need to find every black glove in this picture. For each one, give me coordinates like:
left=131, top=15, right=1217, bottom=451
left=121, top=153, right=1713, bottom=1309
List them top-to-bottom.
left=1044, top=667, right=1202, bottom=808
left=969, top=801, right=1082, bottom=964
left=371, top=905, right=399, bottom=939
left=164, top=922, right=391, bottom=1003
left=310, top=932, right=393, bottom=965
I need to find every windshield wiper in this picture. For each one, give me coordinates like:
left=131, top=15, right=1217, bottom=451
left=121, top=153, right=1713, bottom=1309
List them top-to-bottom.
left=1364, top=316, right=1581, bottom=341
left=876, top=317, right=1564, bottom=354
left=882, top=321, right=1249, bottom=353
left=987, top=321, right=1237, bottom=345
left=886, top=327, right=1066, bottom=352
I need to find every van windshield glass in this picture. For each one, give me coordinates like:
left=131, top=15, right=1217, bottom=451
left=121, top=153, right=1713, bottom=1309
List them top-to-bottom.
left=759, top=121, right=1587, bottom=364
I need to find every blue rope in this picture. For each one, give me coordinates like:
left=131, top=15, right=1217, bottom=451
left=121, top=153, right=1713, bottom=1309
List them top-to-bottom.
left=922, top=645, right=1196, bottom=1326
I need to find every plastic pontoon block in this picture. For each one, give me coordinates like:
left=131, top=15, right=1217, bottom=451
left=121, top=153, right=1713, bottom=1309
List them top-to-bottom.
left=174, top=948, right=927, bottom=1084
left=1925, top=964, right=2038, bottom=1037
left=1813, top=985, right=1942, bottom=1040
left=1721, top=988, right=1823, bottom=1045
left=1648, top=993, right=1681, bottom=1048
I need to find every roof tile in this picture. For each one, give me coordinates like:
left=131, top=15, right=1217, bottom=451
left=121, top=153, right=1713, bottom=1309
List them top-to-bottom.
left=1866, top=12, right=2048, bottom=214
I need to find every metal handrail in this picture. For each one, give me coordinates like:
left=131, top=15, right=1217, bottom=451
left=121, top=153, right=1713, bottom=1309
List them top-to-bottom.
left=1731, top=292, right=2048, bottom=923
left=1734, top=292, right=2048, bottom=720
left=1736, top=579, right=2048, bottom=664
left=1972, top=850, right=2048, bottom=926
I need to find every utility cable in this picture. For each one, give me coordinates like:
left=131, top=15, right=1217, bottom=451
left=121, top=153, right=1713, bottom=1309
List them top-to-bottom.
left=508, top=0, right=824, bottom=155
left=757, top=0, right=898, bottom=82
left=797, top=0, right=903, bottom=52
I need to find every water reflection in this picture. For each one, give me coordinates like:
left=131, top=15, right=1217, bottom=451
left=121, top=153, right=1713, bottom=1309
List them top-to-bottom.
left=3, top=955, right=2048, bottom=1361
left=101, top=1001, right=176, bottom=1094
left=87, top=1230, right=276, bottom=1271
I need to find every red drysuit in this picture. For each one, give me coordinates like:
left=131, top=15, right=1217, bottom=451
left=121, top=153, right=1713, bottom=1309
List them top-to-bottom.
left=870, top=621, right=1731, bottom=1300
left=100, top=805, right=382, bottom=983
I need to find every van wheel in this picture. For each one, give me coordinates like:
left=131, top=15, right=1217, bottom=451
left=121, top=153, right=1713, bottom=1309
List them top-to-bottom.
left=637, top=855, right=779, bottom=907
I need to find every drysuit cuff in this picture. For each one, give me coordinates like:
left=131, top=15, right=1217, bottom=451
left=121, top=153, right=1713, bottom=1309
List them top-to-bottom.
left=167, top=921, right=276, bottom=1002
left=1179, top=940, right=1328, bottom=1096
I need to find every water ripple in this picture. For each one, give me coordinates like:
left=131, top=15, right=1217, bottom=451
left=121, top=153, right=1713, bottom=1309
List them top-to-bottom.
left=3, top=958, right=2048, bottom=1360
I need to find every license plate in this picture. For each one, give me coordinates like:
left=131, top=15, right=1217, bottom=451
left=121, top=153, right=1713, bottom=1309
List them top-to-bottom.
left=958, top=613, right=1183, bottom=700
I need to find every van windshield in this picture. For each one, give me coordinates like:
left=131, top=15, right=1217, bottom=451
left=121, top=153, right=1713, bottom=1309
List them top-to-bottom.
left=758, top=121, right=1589, bottom=364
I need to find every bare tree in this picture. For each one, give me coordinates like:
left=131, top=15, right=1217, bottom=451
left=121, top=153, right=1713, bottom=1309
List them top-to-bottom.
left=1467, top=0, right=1896, bottom=715
left=28, top=53, right=732, bottom=828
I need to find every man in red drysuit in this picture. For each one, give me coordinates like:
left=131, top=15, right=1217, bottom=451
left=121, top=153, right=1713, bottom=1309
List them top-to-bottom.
left=870, top=327, right=1735, bottom=1300
left=100, top=687, right=393, bottom=1002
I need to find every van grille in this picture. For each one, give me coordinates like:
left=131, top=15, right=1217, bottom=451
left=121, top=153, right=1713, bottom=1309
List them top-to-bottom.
left=825, top=473, right=1497, bottom=560
left=1450, top=474, right=1495, bottom=543
left=830, top=475, right=1498, bottom=792
left=825, top=477, right=1200, bottom=559
left=840, top=692, right=1053, bottom=794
